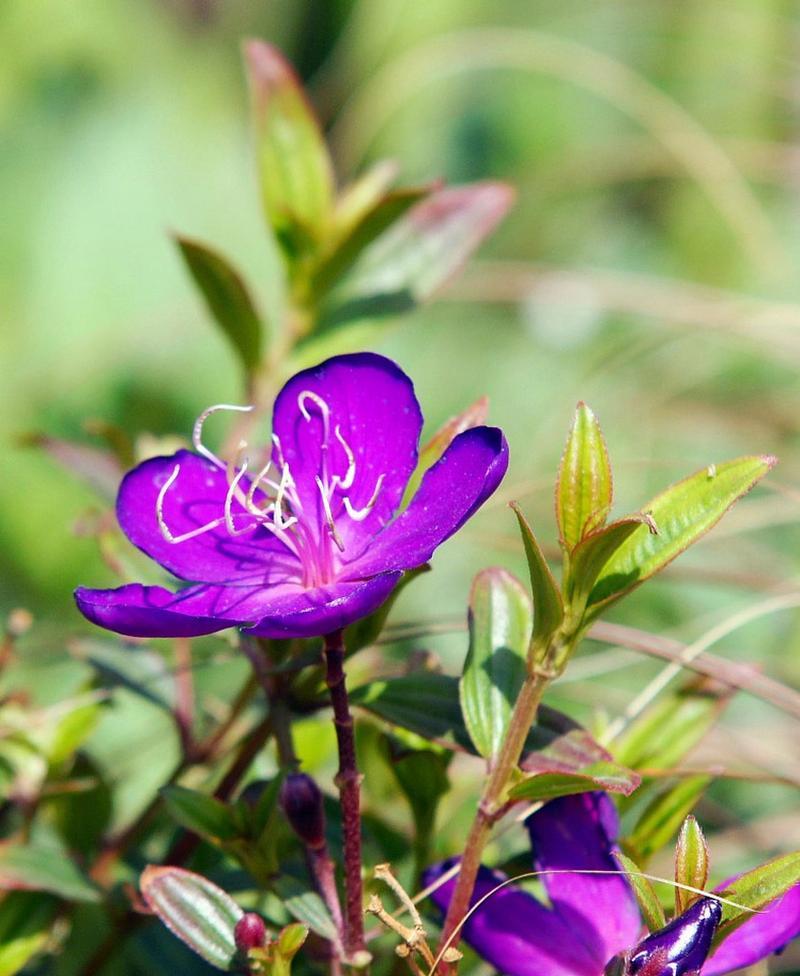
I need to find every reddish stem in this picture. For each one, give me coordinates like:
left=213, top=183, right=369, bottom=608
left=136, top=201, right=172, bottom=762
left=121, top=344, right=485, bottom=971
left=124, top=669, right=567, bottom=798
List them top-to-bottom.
left=323, top=629, right=365, bottom=959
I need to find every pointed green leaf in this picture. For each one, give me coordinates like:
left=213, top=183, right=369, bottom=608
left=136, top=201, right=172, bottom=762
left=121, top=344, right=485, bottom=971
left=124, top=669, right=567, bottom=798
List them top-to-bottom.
left=244, top=41, right=334, bottom=253
left=318, top=182, right=513, bottom=332
left=176, top=236, right=264, bottom=371
left=556, top=402, right=613, bottom=550
left=587, top=456, right=776, bottom=613
left=511, top=503, right=564, bottom=652
left=567, top=514, right=657, bottom=609
left=460, top=568, right=532, bottom=760
left=384, top=737, right=450, bottom=869
left=509, top=760, right=639, bottom=802
left=625, top=775, right=711, bottom=865
left=161, top=786, right=239, bottom=845
left=674, top=815, right=709, bottom=913
left=0, top=844, right=100, bottom=903
left=615, top=852, right=667, bottom=932
left=714, top=852, right=800, bottom=942
left=140, top=865, right=243, bottom=970
left=0, top=892, right=57, bottom=976
left=276, top=922, right=309, bottom=959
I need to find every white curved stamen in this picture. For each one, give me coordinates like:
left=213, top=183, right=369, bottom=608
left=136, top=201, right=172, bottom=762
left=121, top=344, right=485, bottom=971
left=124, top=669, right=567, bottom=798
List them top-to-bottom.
left=297, top=390, right=331, bottom=439
left=193, top=403, right=254, bottom=469
left=333, top=425, right=356, bottom=491
left=245, top=459, right=278, bottom=515
left=224, top=460, right=257, bottom=536
left=157, top=464, right=227, bottom=544
left=343, top=475, right=385, bottom=522
left=315, top=476, right=345, bottom=552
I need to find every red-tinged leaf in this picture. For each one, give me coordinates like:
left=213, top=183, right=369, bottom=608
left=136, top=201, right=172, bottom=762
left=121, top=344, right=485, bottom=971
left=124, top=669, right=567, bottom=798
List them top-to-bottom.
left=244, top=40, right=334, bottom=252
left=318, top=181, right=514, bottom=331
left=176, top=236, right=264, bottom=370
left=556, top=402, right=613, bottom=551
left=587, top=456, right=776, bottom=615
left=509, top=760, right=639, bottom=802
left=674, top=815, right=709, bottom=913
left=140, top=865, right=243, bottom=970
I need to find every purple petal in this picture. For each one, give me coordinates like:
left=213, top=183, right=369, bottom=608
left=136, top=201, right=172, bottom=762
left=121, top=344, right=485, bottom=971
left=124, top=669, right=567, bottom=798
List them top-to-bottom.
left=271, top=353, right=423, bottom=553
left=342, top=426, right=508, bottom=577
left=117, top=450, right=301, bottom=585
left=243, top=571, right=402, bottom=639
left=75, top=583, right=243, bottom=637
left=525, top=793, right=642, bottom=968
left=422, top=860, right=600, bottom=976
left=703, top=883, right=800, bottom=975
left=629, top=898, right=721, bottom=975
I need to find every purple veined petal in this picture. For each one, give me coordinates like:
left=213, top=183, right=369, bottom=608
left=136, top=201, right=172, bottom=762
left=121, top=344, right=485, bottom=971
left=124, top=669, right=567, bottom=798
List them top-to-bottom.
left=270, top=353, right=423, bottom=554
left=341, top=426, right=508, bottom=578
left=117, top=450, right=302, bottom=585
left=243, top=571, right=403, bottom=639
left=74, top=583, right=247, bottom=637
left=525, top=793, right=642, bottom=970
left=422, top=860, right=600, bottom=976
left=702, top=882, right=800, bottom=975
left=629, top=898, right=721, bottom=975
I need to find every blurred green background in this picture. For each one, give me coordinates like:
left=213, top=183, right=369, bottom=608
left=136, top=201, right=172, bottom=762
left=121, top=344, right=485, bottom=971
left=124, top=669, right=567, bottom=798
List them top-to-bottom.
left=2, top=1, right=800, bottom=968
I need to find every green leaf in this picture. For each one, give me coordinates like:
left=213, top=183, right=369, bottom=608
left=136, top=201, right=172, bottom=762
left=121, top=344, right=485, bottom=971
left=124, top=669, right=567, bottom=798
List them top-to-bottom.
left=244, top=41, right=334, bottom=253
left=318, top=182, right=513, bottom=332
left=312, top=185, right=433, bottom=297
left=176, top=236, right=264, bottom=371
left=401, top=397, right=489, bottom=508
left=556, top=402, right=613, bottom=551
left=587, top=456, right=776, bottom=612
left=511, top=503, right=564, bottom=653
left=567, top=514, right=657, bottom=609
left=344, top=565, right=429, bottom=654
left=460, top=568, right=532, bottom=760
left=351, top=673, right=471, bottom=750
left=385, top=736, right=450, bottom=867
left=509, top=760, right=639, bottom=802
left=624, top=775, right=711, bottom=864
left=162, top=786, right=239, bottom=844
left=674, top=815, right=709, bottom=913
left=0, top=843, right=100, bottom=902
left=714, top=852, right=800, bottom=942
left=615, top=853, right=666, bottom=932
left=140, top=865, right=243, bottom=970
left=272, top=876, right=338, bottom=941
left=0, top=892, right=57, bottom=976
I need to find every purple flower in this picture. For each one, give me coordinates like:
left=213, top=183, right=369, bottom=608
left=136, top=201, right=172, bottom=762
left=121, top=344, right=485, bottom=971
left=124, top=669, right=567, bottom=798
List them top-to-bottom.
left=75, top=353, right=508, bottom=640
left=424, top=793, right=800, bottom=976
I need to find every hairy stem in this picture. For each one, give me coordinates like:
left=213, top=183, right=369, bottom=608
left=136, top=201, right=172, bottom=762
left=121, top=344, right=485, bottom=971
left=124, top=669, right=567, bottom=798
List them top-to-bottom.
left=323, top=629, right=366, bottom=959
left=435, top=670, right=549, bottom=971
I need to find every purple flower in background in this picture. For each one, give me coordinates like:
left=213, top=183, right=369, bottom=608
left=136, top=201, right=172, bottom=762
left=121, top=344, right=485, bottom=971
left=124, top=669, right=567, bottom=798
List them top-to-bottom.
left=75, top=353, right=508, bottom=640
left=424, top=793, right=800, bottom=976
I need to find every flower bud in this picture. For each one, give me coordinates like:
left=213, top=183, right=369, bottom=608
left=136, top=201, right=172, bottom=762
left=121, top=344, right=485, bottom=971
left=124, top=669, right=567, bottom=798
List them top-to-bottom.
left=279, top=772, right=326, bottom=849
left=627, top=897, right=721, bottom=975
left=234, top=913, right=268, bottom=952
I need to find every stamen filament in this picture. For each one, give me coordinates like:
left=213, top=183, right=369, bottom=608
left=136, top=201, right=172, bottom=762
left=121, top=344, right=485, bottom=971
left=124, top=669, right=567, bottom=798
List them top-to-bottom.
left=193, top=403, right=254, bottom=469
left=333, top=425, right=357, bottom=491
left=156, top=464, right=228, bottom=544
left=315, top=475, right=346, bottom=553
left=344, top=475, right=385, bottom=522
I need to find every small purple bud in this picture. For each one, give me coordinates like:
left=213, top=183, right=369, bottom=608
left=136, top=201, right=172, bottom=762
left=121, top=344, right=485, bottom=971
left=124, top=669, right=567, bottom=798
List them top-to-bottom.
left=279, top=772, right=326, bottom=849
left=628, top=897, right=721, bottom=976
left=234, top=913, right=267, bottom=952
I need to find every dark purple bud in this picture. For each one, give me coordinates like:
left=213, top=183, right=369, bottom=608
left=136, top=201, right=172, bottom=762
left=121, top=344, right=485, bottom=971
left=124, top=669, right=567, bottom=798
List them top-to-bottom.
left=279, top=772, right=326, bottom=849
left=627, top=898, right=721, bottom=976
left=234, top=913, right=267, bottom=952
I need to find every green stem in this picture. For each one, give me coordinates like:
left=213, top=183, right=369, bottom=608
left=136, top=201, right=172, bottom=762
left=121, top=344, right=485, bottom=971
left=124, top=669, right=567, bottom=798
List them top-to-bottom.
left=435, top=668, right=550, bottom=970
